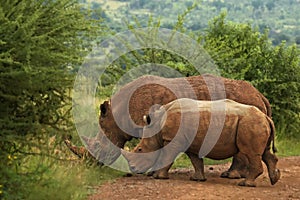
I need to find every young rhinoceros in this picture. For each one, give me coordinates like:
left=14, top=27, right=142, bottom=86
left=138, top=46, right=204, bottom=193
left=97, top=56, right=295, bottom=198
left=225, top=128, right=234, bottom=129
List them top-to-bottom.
left=122, top=98, right=281, bottom=187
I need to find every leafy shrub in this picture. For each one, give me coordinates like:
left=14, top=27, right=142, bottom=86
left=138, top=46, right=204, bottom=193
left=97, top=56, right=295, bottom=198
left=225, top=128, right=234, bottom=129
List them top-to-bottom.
left=0, top=0, right=103, bottom=199
left=203, top=13, right=300, bottom=138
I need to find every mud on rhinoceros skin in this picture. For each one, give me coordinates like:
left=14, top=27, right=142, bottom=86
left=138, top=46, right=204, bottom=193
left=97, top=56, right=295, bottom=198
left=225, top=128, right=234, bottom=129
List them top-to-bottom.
left=67, top=74, right=272, bottom=178
left=122, top=98, right=280, bottom=187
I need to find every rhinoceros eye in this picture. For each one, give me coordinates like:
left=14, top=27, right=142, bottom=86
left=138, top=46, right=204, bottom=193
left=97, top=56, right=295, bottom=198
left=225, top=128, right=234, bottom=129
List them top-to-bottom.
left=138, top=147, right=142, bottom=152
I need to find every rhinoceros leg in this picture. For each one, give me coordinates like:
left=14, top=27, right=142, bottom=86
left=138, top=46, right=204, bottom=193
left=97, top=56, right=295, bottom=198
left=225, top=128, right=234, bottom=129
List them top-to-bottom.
left=235, top=115, right=272, bottom=187
left=152, top=139, right=185, bottom=179
left=262, top=149, right=281, bottom=185
left=186, top=152, right=206, bottom=181
left=221, top=152, right=249, bottom=179
left=238, top=154, right=263, bottom=187
left=220, top=161, right=236, bottom=178
left=152, top=163, right=173, bottom=179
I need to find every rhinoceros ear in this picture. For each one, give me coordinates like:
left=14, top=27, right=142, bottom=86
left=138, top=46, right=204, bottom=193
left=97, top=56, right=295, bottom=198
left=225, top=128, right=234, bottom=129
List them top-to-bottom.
left=100, top=101, right=110, bottom=117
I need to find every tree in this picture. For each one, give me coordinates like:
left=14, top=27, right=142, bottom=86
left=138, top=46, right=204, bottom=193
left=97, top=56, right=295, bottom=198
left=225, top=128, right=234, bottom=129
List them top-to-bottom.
left=0, top=0, right=103, bottom=199
left=211, top=0, right=226, bottom=11
left=252, top=0, right=263, bottom=10
left=266, top=1, right=276, bottom=11
left=98, top=11, right=300, bottom=139
left=203, top=13, right=300, bottom=138
left=272, top=33, right=291, bottom=45
left=295, top=36, right=300, bottom=45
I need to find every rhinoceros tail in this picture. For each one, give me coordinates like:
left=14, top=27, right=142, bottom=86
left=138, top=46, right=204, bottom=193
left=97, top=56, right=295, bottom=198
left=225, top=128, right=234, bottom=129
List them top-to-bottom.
left=260, top=93, right=272, bottom=117
left=266, top=116, right=277, bottom=153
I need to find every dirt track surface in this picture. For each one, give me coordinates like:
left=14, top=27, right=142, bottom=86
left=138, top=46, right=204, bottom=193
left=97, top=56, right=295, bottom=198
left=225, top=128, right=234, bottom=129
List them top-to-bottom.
left=89, top=156, right=300, bottom=200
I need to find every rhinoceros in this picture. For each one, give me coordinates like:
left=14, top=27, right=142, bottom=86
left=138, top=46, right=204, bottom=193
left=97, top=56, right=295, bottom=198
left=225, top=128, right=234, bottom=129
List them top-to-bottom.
left=74, top=74, right=272, bottom=178
left=122, top=98, right=280, bottom=187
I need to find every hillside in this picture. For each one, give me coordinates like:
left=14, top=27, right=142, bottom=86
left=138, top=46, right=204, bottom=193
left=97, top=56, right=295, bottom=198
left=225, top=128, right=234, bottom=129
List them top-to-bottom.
left=82, top=0, right=300, bottom=45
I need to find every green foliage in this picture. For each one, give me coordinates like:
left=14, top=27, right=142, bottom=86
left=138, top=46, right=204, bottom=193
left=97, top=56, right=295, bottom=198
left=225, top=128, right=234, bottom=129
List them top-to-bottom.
left=0, top=0, right=103, bottom=199
left=87, top=0, right=300, bottom=44
left=97, top=9, right=199, bottom=97
left=98, top=11, right=299, bottom=139
left=203, top=13, right=300, bottom=138
left=272, top=33, right=291, bottom=45
left=295, top=36, right=300, bottom=45
left=264, top=44, right=300, bottom=137
left=276, top=138, right=300, bottom=156
left=21, top=156, right=124, bottom=200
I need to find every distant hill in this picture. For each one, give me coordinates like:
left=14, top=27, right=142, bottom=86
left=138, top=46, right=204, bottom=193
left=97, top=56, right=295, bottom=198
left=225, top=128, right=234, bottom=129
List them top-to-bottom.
left=82, top=0, right=300, bottom=45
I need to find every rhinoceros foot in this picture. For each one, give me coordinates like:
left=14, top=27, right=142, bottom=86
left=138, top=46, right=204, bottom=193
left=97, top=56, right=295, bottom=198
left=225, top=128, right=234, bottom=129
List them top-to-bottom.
left=270, top=169, right=281, bottom=185
left=220, top=170, right=242, bottom=179
left=220, top=170, right=230, bottom=178
left=228, top=170, right=243, bottom=179
left=146, top=171, right=155, bottom=176
left=153, top=171, right=169, bottom=179
left=124, top=173, right=133, bottom=177
left=190, top=175, right=207, bottom=182
left=238, top=179, right=256, bottom=187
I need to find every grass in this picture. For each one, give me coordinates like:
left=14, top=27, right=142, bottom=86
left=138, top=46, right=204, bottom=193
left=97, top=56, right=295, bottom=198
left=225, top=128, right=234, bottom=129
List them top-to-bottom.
left=11, top=136, right=126, bottom=200
left=276, top=137, right=300, bottom=157
left=25, top=158, right=124, bottom=200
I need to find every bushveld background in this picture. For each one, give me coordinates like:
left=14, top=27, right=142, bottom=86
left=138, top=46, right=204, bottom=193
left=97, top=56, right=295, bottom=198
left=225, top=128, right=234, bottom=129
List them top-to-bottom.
left=0, top=0, right=299, bottom=199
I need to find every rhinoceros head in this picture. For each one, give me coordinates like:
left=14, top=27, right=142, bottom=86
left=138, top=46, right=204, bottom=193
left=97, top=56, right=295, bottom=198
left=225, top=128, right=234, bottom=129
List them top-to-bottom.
left=99, top=100, right=134, bottom=148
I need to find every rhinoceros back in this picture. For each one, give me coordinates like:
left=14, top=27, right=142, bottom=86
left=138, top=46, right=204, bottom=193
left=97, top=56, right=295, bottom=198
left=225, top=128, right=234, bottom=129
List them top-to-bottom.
left=162, top=98, right=256, bottom=116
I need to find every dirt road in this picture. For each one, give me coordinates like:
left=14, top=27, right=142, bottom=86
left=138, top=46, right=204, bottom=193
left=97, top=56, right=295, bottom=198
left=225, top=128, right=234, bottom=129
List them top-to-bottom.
left=89, top=156, right=300, bottom=200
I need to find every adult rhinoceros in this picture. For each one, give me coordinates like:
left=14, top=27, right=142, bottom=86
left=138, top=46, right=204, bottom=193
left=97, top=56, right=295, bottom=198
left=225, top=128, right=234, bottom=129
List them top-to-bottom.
left=73, top=74, right=272, bottom=179
left=122, top=98, right=280, bottom=187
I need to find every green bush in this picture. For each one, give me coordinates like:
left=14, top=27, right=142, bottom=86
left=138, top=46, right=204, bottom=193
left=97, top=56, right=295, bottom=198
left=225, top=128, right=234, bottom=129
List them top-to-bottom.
left=0, top=0, right=103, bottom=199
left=98, top=12, right=299, bottom=138
left=99, top=13, right=300, bottom=138
left=203, top=13, right=300, bottom=138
